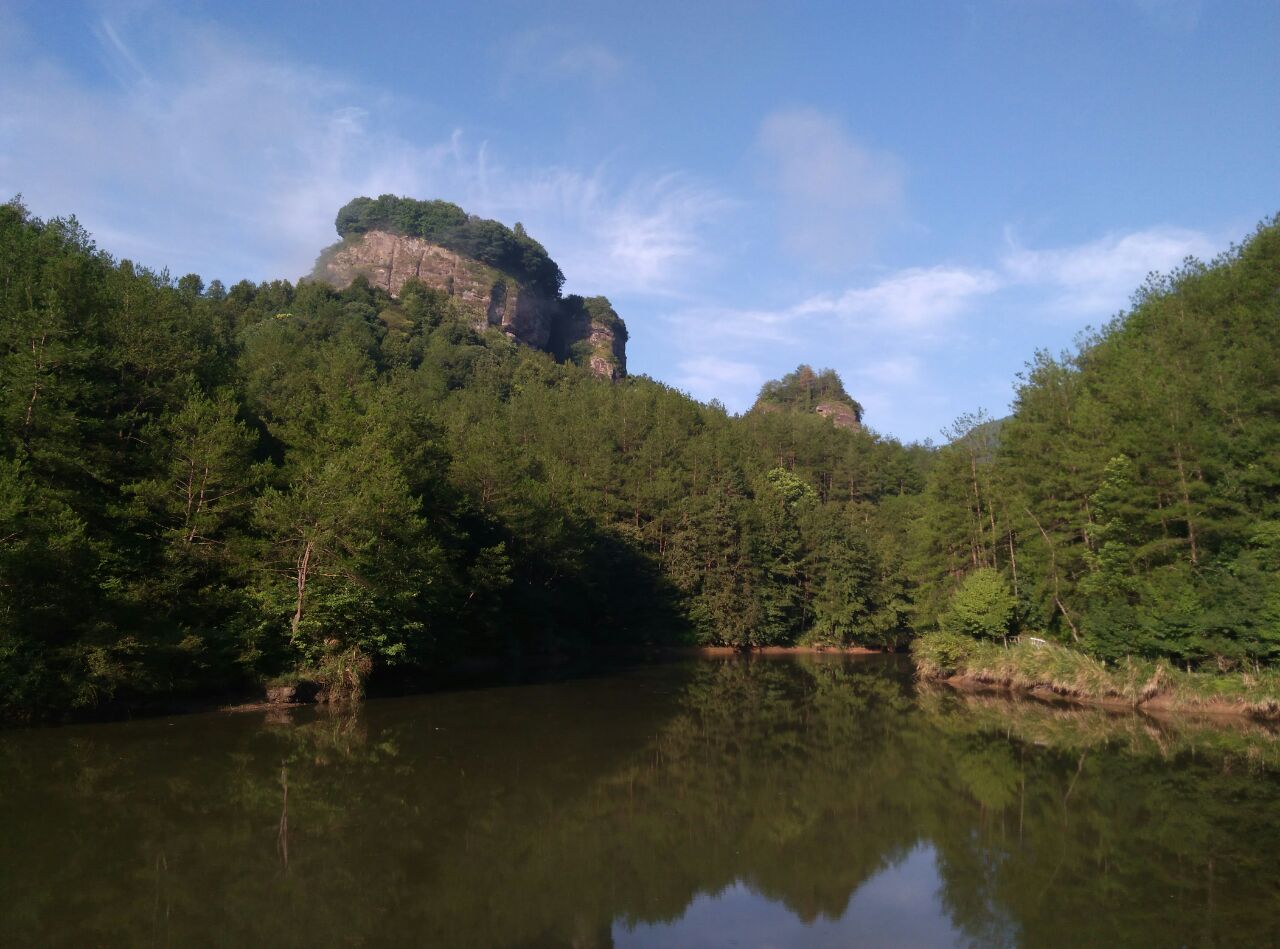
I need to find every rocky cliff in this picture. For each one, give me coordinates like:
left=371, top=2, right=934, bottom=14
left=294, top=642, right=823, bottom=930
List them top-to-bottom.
left=311, top=197, right=626, bottom=379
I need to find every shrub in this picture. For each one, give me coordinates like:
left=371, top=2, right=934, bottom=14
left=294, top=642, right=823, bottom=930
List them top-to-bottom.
left=942, top=568, right=1017, bottom=643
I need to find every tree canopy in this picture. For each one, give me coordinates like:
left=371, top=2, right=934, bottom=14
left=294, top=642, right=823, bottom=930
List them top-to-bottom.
left=2, top=195, right=1278, bottom=718
left=754, top=365, right=864, bottom=423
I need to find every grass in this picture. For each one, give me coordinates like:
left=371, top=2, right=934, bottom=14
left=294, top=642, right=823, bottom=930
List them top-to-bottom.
left=912, top=631, right=1280, bottom=720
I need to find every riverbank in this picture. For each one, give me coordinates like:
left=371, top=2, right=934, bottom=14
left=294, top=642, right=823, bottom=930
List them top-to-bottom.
left=912, top=632, right=1280, bottom=721
left=6, top=644, right=894, bottom=726
left=665, top=645, right=884, bottom=657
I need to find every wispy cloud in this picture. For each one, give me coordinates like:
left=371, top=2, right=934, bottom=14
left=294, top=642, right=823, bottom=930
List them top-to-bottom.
left=0, top=12, right=722, bottom=292
left=91, top=18, right=150, bottom=85
left=496, top=28, right=626, bottom=93
left=757, top=107, right=904, bottom=268
left=474, top=168, right=731, bottom=296
left=658, top=220, right=1220, bottom=433
left=1001, top=225, right=1217, bottom=317
left=666, top=263, right=999, bottom=349
left=792, top=266, right=1001, bottom=332
left=673, top=356, right=765, bottom=404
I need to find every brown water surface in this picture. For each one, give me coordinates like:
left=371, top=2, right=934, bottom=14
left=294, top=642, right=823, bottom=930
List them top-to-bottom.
left=2, top=655, right=1278, bottom=947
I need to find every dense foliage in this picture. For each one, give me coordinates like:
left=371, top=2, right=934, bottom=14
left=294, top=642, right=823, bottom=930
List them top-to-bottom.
left=2, top=195, right=1277, bottom=718
left=333, top=195, right=565, bottom=296
left=0, top=200, right=920, bottom=717
left=911, top=216, right=1280, bottom=669
left=754, top=364, right=864, bottom=421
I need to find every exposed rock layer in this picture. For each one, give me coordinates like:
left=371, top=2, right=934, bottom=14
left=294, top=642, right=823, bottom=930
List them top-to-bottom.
left=314, top=230, right=625, bottom=379
left=814, top=401, right=862, bottom=431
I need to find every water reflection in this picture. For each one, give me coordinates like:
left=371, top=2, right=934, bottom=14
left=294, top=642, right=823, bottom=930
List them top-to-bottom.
left=1, top=656, right=1278, bottom=947
left=617, top=845, right=964, bottom=949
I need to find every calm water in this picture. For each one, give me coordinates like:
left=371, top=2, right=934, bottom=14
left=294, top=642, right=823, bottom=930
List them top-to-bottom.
left=3, top=655, right=1279, bottom=948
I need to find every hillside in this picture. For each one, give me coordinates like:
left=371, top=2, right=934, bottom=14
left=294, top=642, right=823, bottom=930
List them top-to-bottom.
left=2, top=191, right=1277, bottom=720
left=0, top=197, right=916, bottom=720
left=909, top=215, right=1280, bottom=667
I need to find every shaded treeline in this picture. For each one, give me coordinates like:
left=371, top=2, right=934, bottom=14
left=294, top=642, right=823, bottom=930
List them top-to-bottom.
left=3, top=198, right=1278, bottom=717
left=0, top=201, right=921, bottom=717
left=907, top=216, right=1280, bottom=668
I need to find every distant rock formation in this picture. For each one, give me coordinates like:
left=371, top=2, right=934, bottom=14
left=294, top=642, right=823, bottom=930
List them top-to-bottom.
left=311, top=196, right=625, bottom=379
left=752, top=365, right=863, bottom=431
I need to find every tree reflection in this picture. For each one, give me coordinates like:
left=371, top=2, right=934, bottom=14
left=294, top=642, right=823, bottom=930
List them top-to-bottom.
left=1, top=657, right=1278, bottom=947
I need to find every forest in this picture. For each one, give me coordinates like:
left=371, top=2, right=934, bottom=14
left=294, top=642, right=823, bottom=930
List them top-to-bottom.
left=0, top=195, right=1277, bottom=719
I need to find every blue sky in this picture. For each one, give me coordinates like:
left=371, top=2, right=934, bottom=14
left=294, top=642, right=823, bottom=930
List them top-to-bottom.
left=3, top=0, right=1277, bottom=441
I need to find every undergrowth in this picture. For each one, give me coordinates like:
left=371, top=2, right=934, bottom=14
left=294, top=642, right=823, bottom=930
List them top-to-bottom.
left=912, top=632, right=1280, bottom=720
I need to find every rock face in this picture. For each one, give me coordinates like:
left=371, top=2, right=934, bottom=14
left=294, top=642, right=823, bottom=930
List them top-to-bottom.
left=313, top=230, right=626, bottom=379
left=315, top=230, right=559, bottom=349
left=550, top=295, right=628, bottom=381
left=814, top=401, right=862, bottom=432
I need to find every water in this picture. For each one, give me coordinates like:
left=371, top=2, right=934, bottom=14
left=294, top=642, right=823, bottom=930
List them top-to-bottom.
left=2, top=655, right=1278, bottom=947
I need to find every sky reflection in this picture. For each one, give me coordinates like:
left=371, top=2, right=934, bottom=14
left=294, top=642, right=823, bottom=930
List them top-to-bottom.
left=615, top=842, right=967, bottom=949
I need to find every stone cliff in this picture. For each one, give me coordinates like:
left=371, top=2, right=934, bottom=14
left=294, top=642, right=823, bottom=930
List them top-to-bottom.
left=311, top=198, right=626, bottom=379
left=315, top=230, right=561, bottom=349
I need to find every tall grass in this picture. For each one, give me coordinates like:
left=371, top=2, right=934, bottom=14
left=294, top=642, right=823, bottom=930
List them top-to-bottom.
left=912, top=632, right=1280, bottom=720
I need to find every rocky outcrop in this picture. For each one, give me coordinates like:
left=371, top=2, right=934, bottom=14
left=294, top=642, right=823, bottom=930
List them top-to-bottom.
left=313, top=229, right=626, bottom=379
left=314, top=231, right=559, bottom=350
left=550, top=295, right=628, bottom=381
left=752, top=365, right=864, bottom=432
left=814, top=401, right=861, bottom=431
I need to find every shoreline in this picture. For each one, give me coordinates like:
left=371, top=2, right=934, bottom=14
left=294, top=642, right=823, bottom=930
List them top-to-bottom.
left=663, top=645, right=884, bottom=657
left=6, top=646, right=892, bottom=726
left=929, top=670, right=1280, bottom=724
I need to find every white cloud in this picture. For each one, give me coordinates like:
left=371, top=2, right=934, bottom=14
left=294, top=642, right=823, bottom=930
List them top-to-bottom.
left=0, top=12, right=723, bottom=292
left=496, top=28, right=625, bottom=93
left=757, top=108, right=904, bottom=267
left=479, top=169, right=732, bottom=296
left=656, top=219, right=1223, bottom=436
left=1002, top=226, right=1217, bottom=317
left=664, top=264, right=999, bottom=352
left=793, top=265, right=1002, bottom=331
left=673, top=356, right=764, bottom=405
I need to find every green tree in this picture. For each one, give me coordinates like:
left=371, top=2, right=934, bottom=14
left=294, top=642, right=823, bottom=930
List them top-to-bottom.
left=943, top=568, right=1017, bottom=644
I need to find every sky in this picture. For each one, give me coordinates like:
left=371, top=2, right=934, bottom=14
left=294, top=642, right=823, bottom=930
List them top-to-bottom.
left=2, top=0, right=1277, bottom=442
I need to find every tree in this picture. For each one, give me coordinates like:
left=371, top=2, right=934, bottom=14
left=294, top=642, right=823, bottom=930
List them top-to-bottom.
left=943, top=568, right=1017, bottom=644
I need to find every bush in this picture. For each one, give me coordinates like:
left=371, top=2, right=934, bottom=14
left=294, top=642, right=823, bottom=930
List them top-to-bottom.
left=942, top=568, right=1017, bottom=642
left=911, top=630, right=977, bottom=677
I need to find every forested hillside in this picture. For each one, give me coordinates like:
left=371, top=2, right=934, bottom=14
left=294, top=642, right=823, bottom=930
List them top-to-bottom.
left=1, top=196, right=1277, bottom=719
left=0, top=199, right=922, bottom=718
left=911, top=217, right=1280, bottom=669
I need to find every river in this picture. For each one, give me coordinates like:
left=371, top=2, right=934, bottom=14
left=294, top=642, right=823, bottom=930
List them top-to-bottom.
left=2, top=655, right=1277, bottom=947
